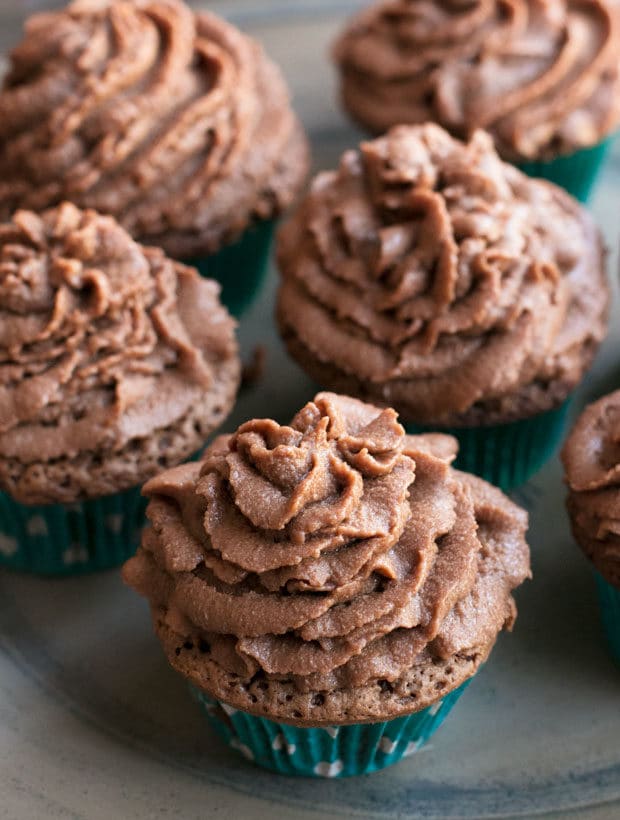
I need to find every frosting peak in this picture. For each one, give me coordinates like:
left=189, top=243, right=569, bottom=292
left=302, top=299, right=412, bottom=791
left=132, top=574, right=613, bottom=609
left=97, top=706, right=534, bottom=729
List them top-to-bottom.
left=197, top=393, right=415, bottom=572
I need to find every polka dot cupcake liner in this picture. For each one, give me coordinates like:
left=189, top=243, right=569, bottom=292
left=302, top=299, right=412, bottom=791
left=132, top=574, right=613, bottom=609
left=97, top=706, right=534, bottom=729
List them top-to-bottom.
left=515, top=134, right=617, bottom=203
left=184, top=219, right=275, bottom=317
left=407, top=400, right=571, bottom=492
left=0, top=486, right=147, bottom=576
left=595, top=572, right=620, bottom=666
left=191, top=678, right=472, bottom=778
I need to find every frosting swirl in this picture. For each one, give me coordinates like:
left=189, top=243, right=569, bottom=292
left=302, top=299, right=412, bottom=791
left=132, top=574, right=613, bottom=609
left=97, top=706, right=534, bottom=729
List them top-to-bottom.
left=0, top=0, right=309, bottom=257
left=333, top=0, right=620, bottom=160
left=277, top=124, right=608, bottom=426
left=0, top=203, right=240, bottom=504
left=562, top=390, right=620, bottom=587
left=123, top=393, right=530, bottom=725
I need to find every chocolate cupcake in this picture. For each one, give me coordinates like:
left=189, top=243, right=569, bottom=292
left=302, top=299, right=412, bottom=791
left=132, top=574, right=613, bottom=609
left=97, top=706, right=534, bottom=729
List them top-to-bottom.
left=0, top=0, right=309, bottom=314
left=333, top=0, right=620, bottom=201
left=276, top=124, right=609, bottom=490
left=0, top=202, right=240, bottom=574
left=562, top=391, right=620, bottom=664
left=123, top=392, right=530, bottom=777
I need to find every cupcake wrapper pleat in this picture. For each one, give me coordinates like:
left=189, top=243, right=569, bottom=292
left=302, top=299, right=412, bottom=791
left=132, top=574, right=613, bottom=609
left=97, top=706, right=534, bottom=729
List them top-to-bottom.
left=515, top=135, right=616, bottom=202
left=184, top=219, right=275, bottom=317
left=407, top=400, right=570, bottom=491
left=0, top=486, right=147, bottom=576
left=595, top=572, right=620, bottom=666
left=191, top=678, right=472, bottom=777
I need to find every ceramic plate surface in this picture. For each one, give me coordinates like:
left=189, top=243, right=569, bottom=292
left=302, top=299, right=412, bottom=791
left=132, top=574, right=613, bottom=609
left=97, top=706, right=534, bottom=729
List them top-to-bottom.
left=1, top=3, right=619, bottom=818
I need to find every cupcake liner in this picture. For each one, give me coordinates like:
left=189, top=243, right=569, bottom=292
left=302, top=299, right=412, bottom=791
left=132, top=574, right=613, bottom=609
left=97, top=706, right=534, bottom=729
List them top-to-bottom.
left=515, top=135, right=616, bottom=202
left=185, top=220, right=275, bottom=317
left=407, top=400, right=571, bottom=491
left=0, top=485, right=147, bottom=576
left=595, top=572, right=620, bottom=666
left=191, top=678, right=471, bottom=778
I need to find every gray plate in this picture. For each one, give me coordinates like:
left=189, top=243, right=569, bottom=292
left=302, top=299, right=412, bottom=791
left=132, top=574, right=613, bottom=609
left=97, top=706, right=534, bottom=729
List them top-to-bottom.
left=1, top=3, right=619, bottom=819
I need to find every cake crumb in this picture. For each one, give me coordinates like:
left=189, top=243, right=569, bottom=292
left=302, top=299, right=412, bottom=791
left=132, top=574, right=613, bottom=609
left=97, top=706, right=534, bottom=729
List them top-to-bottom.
left=242, top=345, right=267, bottom=387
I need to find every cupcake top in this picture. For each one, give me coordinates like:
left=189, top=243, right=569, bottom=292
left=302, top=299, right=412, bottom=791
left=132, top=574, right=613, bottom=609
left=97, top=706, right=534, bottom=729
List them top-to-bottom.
left=0, top=0, right=309, bottom=257
left=333, top=0, right=620, bottom=160
left=277, top=124, right=608, bottom=426
left=0, top=203, right=240, bottom=505
left=562, top=390, right=620, bottom=587
left=123, top=392, right=530, bottom=726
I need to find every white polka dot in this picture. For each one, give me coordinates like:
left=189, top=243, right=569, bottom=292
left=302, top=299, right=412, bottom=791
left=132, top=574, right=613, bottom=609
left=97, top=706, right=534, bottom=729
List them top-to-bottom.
left=105, top=513, right=124, bottom=534
left=26, top=515, right=48, bottom=537
left=0, top=533, right=17, bottom=557
left=62, top=544, right=89, bottom=565
left=201, top=700, right=219, bottom=715
left=428, top=700, right=444, bottom=716
left=221, top=703, right=237, bottom=716
left=324, top=727, right=339, bottom=738
left=272, top=733, right=296, bottom=755
left=378, top=736, right=398, bottom=754
left=230, top=738, right=254, bottom=760
left=404, top=739, right=424, bottom=758
left=314, top=760, right=344, bottom=778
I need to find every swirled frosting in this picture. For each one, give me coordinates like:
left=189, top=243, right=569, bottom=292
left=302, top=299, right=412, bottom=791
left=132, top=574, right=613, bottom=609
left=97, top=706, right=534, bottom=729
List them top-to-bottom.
left=0, top=0, right=309, bottom=257
left=333, top=0, right=620, bottom=160
left=277, top=124, right=608, bottom=426
left=0, top=203, right=240, bottom=505
left=562, top=391, right=620, bottom=587
left=123, top=392, right=530, bottom=725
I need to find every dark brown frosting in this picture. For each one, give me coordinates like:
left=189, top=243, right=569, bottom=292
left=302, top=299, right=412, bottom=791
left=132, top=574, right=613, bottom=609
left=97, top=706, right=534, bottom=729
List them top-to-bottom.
left=0, top=0, right=309, bottom=257
left=334, top=0, right=620, bottom=160
left=277, top=124, right=608, bottom=426
left=0, top=203, right=240, bottom=505
left=562, top=390, right=620, bottom=587
left=123, top=392, right=530, bottom=725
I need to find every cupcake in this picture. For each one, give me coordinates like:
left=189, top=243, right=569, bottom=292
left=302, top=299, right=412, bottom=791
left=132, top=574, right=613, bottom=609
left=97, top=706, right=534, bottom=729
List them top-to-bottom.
left=0, top=0, right=309, bottom=315
left=333, top=0, right=620, bottom=201
left=276, top=124, right=609, bottom=490
left=0, top=203, right=240, bottom=575
left=562, top=391, right=620, bottom=665
left=123, top=392, right=530, bottom=777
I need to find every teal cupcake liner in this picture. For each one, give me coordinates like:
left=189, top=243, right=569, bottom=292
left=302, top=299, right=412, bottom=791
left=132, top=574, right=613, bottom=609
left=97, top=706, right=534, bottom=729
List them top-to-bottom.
left=515, top=135, right=616, bottom=202
left=185, top=220, right=275, bottom=317
left=407, top=400, right=570, bottom=491
left=0, top=485, right=147, bottom=576
left=595, top=572, right=620, bottom=666
left=192, top=678, right=471, bottom=778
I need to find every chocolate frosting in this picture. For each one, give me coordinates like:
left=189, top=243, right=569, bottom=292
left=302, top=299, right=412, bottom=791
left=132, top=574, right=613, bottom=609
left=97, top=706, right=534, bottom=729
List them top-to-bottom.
left=0, top=0, right=309, bottom=257
left=333, top=0, right=620, bottom=160
left=277, top=125, right=608, bottom=426
left=0, top=203, right=240, bottom=504
left=562, top=390, right=620, bottom=587
left=123, top=393, right=530, bottom=725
